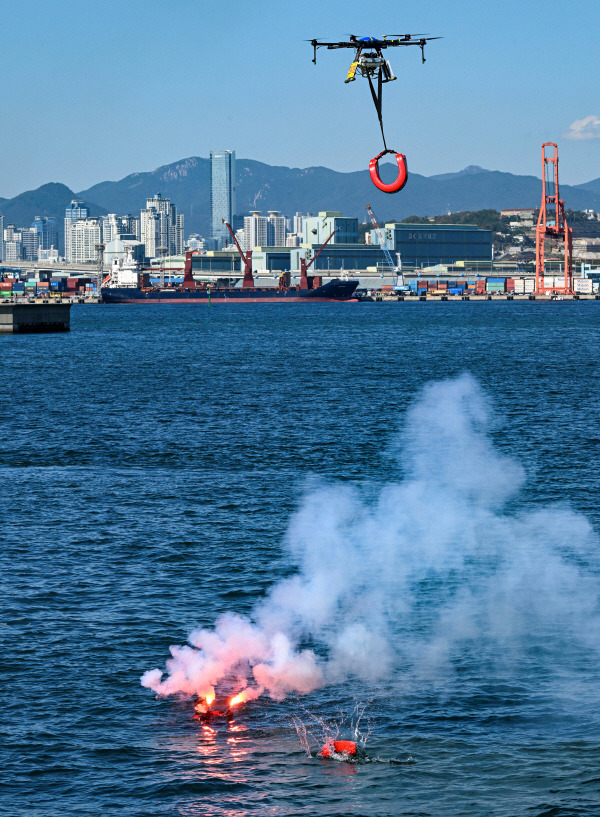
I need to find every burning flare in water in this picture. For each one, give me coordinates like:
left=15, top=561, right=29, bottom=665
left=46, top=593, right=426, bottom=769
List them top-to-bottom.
left=229, top=687, right=262, bottom=708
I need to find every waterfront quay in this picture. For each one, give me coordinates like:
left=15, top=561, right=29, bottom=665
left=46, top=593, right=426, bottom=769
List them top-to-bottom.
left=0, top=302, right=71, bottom=333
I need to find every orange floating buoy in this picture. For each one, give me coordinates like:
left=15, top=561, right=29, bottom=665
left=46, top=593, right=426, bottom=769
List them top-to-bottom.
left=369, top=149, right=408, bottom=194
left=320, top=740, right=357, bottom=757
left=333, top=740, right=357, bottom=755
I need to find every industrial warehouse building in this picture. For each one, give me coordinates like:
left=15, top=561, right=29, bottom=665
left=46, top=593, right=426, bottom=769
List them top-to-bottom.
left=379, top=223, right=493, bottom=267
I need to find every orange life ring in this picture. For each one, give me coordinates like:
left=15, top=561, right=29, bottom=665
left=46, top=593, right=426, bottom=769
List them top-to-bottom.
left=369, top=150, right=408, bottom=193
left=320, top=740, right=357, bottom=757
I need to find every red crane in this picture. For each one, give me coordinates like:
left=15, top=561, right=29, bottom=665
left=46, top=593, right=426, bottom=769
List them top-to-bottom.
left=534, top=143, right=573, bottom=295
left=222, top=219, right=254, bottom=288
left=300, top=230, right=337, bottom=289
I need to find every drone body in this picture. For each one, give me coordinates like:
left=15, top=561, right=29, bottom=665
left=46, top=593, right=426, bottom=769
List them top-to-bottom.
left=310, top=33, right=440, bottom=76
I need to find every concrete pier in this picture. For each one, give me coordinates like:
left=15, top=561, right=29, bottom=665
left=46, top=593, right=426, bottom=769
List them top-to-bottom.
left=0, top=303, right=71, bottom=333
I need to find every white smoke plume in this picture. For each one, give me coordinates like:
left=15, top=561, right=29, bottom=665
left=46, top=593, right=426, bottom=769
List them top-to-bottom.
left=142, top=373, right=600, bottom=702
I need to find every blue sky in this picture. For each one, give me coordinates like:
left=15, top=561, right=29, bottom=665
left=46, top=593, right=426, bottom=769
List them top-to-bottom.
left=0, top=0, right=598, bottom=197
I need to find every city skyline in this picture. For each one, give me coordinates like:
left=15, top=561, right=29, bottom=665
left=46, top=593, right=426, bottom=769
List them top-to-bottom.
left=0, top=0, right=598, bottom=199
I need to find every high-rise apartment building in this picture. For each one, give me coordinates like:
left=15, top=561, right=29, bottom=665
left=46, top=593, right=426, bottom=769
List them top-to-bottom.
left=210, top=150, right=235, bottom=249
left=140, top=194, right=183, bottom=259
left=64, top=200, right=89, bottom=260
left=140, top=208, right=162, bottom=259
left=243, top=210, right=287, bottom=249
left=244, top=211, right=267, bottom=249
left=267, top=211, right=286, bottom=246
left=0, top=214, right=4, bottom=262
left=102, top=214, right=140, bottom=244
left=102, top=214, right=121, bottom=244
left=68, top=218, right=102, bottom=263
left=3, top=224, right=22, bottom=261
left=21, top=228, right=40, bottom=261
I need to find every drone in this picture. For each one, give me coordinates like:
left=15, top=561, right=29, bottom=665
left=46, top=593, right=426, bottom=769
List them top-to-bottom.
left=309, top=34, right=441, bottom=193
left=310, top=34, right=440, bottom=79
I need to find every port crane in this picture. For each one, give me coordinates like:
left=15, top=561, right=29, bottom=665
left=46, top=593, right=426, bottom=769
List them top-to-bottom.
left=534, top=142, right=573, bottom=295
left=366, top=203, right=407, bottom=290
left=222, top=218, right=254, bottom=288
left=222, top=219, right=338, bottom=290
left=299, top=230, right=337, bottom=289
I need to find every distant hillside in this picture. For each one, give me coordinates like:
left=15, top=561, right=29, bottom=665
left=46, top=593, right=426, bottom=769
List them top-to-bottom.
left=78, top=158, right=600, bottom=236
left=3, top=160, right=600, bottom=247
left=428, top=165, right=491, bottom=182
left=575, top=177, right=600, bottom=196
left=0, top=182, right=106, bottom=252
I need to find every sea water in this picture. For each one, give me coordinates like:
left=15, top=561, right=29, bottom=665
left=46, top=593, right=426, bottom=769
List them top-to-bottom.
left=2, top=302, right=600, bottom=817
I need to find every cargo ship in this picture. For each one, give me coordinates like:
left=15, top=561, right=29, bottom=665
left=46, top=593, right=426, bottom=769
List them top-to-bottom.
left=101, top=225, right=359, bottom=304
left=101, top=278, right=358, bottom=303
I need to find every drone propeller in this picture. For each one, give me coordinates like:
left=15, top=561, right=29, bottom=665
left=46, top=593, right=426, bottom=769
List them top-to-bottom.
left=384, top=32, right=432, bottom=38
left=384, top=33, right=442, bottom=42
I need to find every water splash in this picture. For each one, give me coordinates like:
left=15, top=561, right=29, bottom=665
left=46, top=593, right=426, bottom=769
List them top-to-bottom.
left=292, top=702, right=370, bottom=754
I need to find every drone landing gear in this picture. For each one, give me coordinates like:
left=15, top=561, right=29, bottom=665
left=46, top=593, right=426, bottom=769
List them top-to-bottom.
left=345, top=61, right=358, bottom=82
left=369, top=149, right=407, bottom=194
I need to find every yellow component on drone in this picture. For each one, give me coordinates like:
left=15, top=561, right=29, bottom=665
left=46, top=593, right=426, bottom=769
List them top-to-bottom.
left=345, top=61, right=358, bottom=83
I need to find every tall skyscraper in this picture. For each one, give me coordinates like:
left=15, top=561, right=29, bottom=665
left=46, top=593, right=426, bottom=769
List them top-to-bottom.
left=210, top=150, right=235, bottom=249
left=65, top=200, right=89, bottom=260
left=0, top=214, right=4, bottom=262
left=32, top=216, right=58, bottom=251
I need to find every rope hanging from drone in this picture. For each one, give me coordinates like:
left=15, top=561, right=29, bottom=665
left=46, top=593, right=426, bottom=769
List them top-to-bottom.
left=366, top=67, right=407, bottom=193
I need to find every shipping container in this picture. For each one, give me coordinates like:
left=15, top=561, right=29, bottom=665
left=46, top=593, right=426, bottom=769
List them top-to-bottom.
left=573, top=278, right=593, bottom=293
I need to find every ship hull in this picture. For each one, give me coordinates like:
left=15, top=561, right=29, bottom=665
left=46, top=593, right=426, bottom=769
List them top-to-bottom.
left=101, top=279, right=359, bottom=304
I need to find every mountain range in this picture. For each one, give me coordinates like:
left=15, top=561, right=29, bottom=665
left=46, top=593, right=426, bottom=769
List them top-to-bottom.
left=2, top=157, right=600, bottom=251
